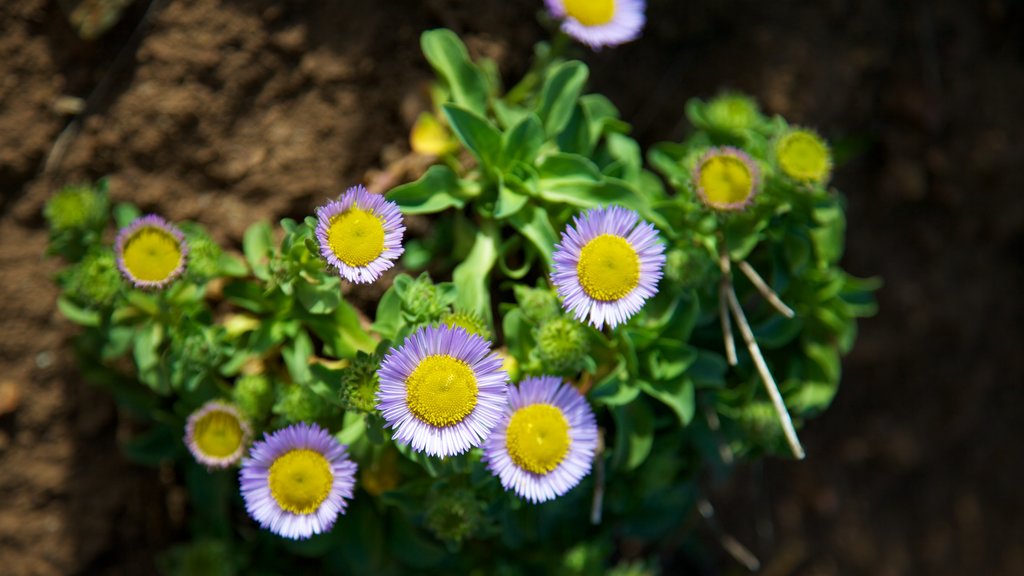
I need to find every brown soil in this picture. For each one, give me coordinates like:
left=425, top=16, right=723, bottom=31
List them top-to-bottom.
left=1, top=0, right=1021, bottom=574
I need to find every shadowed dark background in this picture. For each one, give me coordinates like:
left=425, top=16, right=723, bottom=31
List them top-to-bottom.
left=1, top=0, right=1021, bottom=574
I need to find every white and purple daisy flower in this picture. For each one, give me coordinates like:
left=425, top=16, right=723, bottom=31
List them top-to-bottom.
left=545, top=0, right=646, bottom=49
left=694, top=146, right=761, bottom=211
left=314, top=184, right=405, bottom=284
left=551, top=206, right=665, bottom=330
left=114, top=214, right=188, bottom=289
left=376, top=325, right=509, bottom=458
left=482, top=376, right=598, bottom=503
left=185, top=400, right=251, bottom=469
left=239, top=423, right=357, bottom=540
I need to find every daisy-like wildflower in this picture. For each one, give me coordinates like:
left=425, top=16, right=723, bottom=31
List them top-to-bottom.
left=545, top=0, right=645, bottom=49
left=776, top=129, right=833, bottom=183
left=694, top=146, right=761, bottom=211
left=314, top=184, right=405, bottom=284
left=551, top=206, right=665, bottom=330
left=114, top=214, right=188, bottom=289
left=376, top=325, right=508, bottom=457
left=482, top=376, right=598, bottom=503
left=185, top=400, right=252, bottom=469
left=239, top=423, right=357, bottom=540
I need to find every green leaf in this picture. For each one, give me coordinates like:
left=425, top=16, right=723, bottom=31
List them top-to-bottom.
left=420, top=29, right=488, bottom=115
left=537, top=60, right=589, bottom=137
left=442, top=103, right=502, bottom=168
left=555, top=103, right=594, bottom=156
left=498, top=113, right=544, bottom=169
left=387, top=165, right=466, bottom=214
left=494, top=183, right=529, bottom=219
left=112, top=202, right=141, bottom=229
left=508, top=204, right=557, bottom=269
left=242, top=221, right=273, bottom=280
left=452, top=224, right=499, bottom=321
left=295, top=277, right=341, bottom=315
left=371, top=285, right=402, bottom=340
left=57, top=296, right=101, bottom=327
left=133, top=321, right=163, bottom=372
left=283, top=330, right=314, bottom=385
left=687, top=349, right=728, bottom=388
left=590, top=367, right=641, bottom=407
left=641, top=377, right=696, bottom=426
left=786, top=379, right=839, bottom=414
left=612, top=398, right=654, bottom=471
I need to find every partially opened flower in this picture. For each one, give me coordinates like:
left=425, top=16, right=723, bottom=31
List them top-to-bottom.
left=545, top=0, right=645, bottom=49
left=776, top=128, right=833, bottom=184
left=694, top=146, right=761, bottom=211
left=315, top=184, right=405, bottom=284
left=551, top=206, right=665, bottom=330
left=114, top=214, right=188, bottom=289
left=376, top=325, right=508, bottom=457
left=482, top=376, right=598, bottom=503
left=185, top=400, right=252, bottom=468
left=240, top=423, right=357, bottom=540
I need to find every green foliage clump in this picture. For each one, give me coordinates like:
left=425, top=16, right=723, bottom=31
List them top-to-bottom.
left=43, top=25, right=877, bottom=576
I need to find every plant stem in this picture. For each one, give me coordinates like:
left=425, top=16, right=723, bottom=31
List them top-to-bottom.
left=717, top=245, right=738, bottom=366
left=737, top=260, right=795, bottom=318
left=724, top=284, right=806, bottom=460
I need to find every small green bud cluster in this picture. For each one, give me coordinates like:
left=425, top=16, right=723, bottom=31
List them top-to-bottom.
left=704, top=92, right=762, bottom=133
left=44, top=183, right=109, bottom=233
left=44, top=183, right=110, bottom=260
left=180, top=226, right=223, bottom=280
left=663, top=245, right=714, bottom=289
left=62, top=250, right=121, bottom=308
left=399, top=273, right=451, bottom=324
left=513, top=283, right=560, bottom=324
left=441, top=309, right=492, bottom=340
left=532, top=315, right=589, bottom=375
left=338, top=352, right=381, bottom=414
left=232, top=374, right=275, bottom=422
left=274, top=383, right=324, bottom=424
left=423, top=486, right=485, bottom=546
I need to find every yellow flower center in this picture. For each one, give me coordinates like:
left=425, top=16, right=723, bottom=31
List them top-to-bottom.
left=563, top=0, right=616, bottom=26
left=777, top=130, right=832, bottom=182
left=698, top=155, right=756, bottom=207
left=327, top=207, right=385, bottom=267
left=122, top=226, right=183, bottom=283
left=576, top=234, right=640, bottom=301
left=405, top=354, right=478, bottom=428
left=505, top=403, right=571, bottom=475
left=193, top=409, right=245, bottom=458
left=268, top=449, right=334, bottom=515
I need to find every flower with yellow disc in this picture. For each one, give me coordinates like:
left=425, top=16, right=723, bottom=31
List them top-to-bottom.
left=545, top=0, right=646, bottom=49
left=693, top=146, right=761, bottom=211
left=315, top=184, right=405, bottom=284
left=551, top=206, right=666, bottom=330
left=114, top=214, right=188, bottom=289
left=376, top=325, right=509, bottom=457
left=482, top=376, right=598, bottom=503
left=185, top=400, right=251, bottom=468
left=239, top=422, right=357, bottom=540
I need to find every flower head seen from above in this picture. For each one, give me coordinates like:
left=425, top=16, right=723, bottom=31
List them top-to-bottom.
left=545, top=0, right=645, bottom=49
left=776, top=129, right=833, bottom=183
left=694, top=146, right=761, bottom=211
left=315, top=184, right=405, bottom=284
left=551, top=206, right=666, bottom=330
left=114, top=214, right=188, bottom=289
left=376, top=325, right=509, bottom=458
left=483, top=376, right=598, bottom=503
left=185, top=400, right=252, bottom=469
left=240, top=423, right=357, bottom=540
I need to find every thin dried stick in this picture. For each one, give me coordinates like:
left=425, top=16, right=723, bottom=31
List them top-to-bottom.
left=717, top=247, right=738, bottom=366
left=737, top=261, right=795, bottom=319
left=725, top=284, right=806, bottom=460
left=590, top=429, right=606, bottom=525
left=697, top=498, right=761, bottom=572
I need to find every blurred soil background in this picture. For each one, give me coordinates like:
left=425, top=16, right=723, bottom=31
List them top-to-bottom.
left=1, top=0, right=1022, bottom=574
